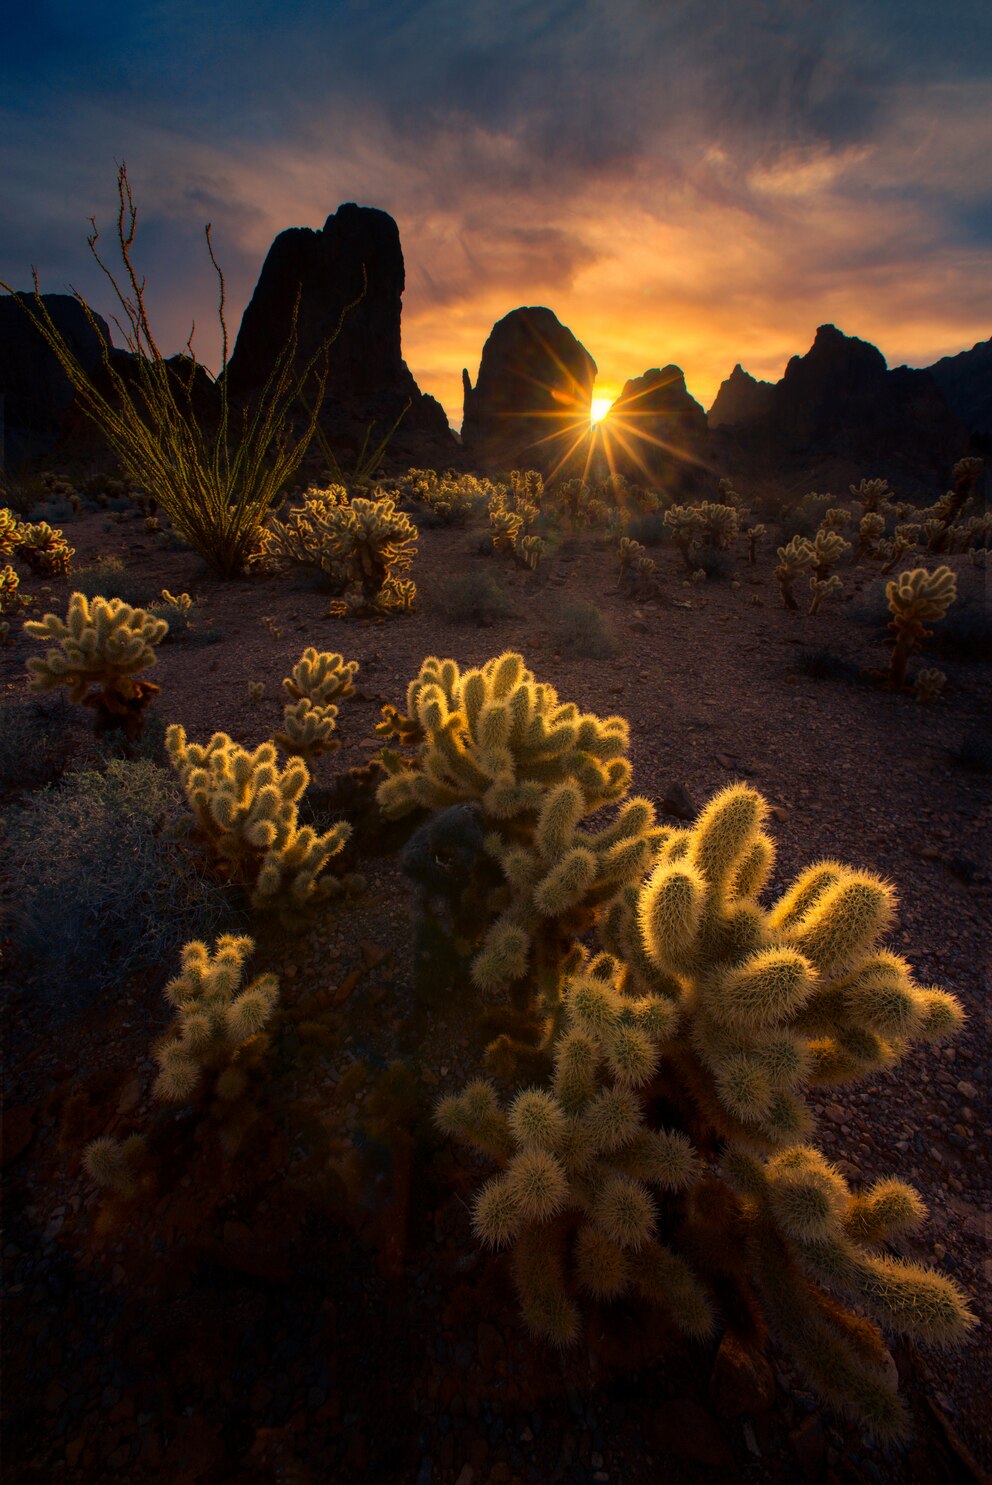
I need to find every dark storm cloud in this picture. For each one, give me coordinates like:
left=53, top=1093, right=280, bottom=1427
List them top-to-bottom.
left=1, top=0, right=990, bottom=420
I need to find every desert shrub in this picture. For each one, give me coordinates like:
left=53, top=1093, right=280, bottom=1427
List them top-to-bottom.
left=403, top=469, right=496, bottom=526
left=624, top=511, right=667, bottom=547
left=694, top=547, right=735, bottom=581
left=72, top=556, right=161, bottom=608
left=436, top=571, right=517, bottom=625
left=553, top=599, right=619, bottom=659
left=797, top=649, right=864, bottom=684
left=0, top=697, right=81, bottom=795
left=5, top=758, right=238, bottom=1014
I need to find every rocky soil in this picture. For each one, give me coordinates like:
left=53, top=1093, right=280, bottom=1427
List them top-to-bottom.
left=1, top=492, right=989, bottom=1485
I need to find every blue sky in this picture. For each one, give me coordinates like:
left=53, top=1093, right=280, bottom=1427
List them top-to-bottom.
left=2, top=0, right=990, bottom=424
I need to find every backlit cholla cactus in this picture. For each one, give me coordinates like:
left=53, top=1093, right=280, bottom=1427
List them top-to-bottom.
left=925, top=458, right=984, bottom=551
left=404, top=468, right=497, bottom=525
left=850, top=477, right=892, bottom=514
left=252, top=483, right=349, bottom=581
left=323, top=495, right=417, bottom=616
left=489, top=502, right=522, bottom=553
left=696, top=502, right=739, bottom=550
left=663, top=505, right=703, bottom=569
left=0, top=507, right=23, bottom=556
left=819, top=508, right=852, bottom=533
left=857, top=512, right=886, bottom=558
left=15, top=520, right=74, bottom=576
left=746, top=524, right=765, bottom=564
left=880, top=524, right=920, bottom=575
left=810, top=528, right=851, bottom=580
left=515, top=533, right=544, bottom=571
left=774, top=536, right=815, bottom=609
left=617, top=537, right=646, bottom=588
left=0, top=564, right=31, bottom=613
left=885, top=566, right=957, bottom=688
left=808, top=574, right=843, bottom=616
left=159, top=589, right=193, bottom=618
left=24, top=592, right=167, bottom=737
left=275, top=648, right=358, bottom=759
left=376, top=652, right=660, bottom=1016
left=914, top=668, right=946, bottom=705
left=166, top=726, right=355, bottom=917
left=601, top=783, right=965, bottom=1153
left=151, top=935, right=279, bottom=1103
left=436, top=961, right=712, bottom=1347
left=82, top=1134, right=148, bottom=1197
left=724, top=1145, right=974, bottom=1437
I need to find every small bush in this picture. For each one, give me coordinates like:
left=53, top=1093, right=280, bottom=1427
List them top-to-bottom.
left=72, top=556, right=161, bottom=608
left=436, top=571, right=516, bottom=626
left=553, top=598, right=619, bottom=658
left=0, top=698, right=80, bottom=795
left=5, top=758, right=239, bottom=1015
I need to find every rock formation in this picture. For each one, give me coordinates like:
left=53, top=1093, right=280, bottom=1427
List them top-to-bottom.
left=225, top=203, right=454, bottom=467
left=0, top=294, right=112, bottom=468
left=461, top=307, right=596, bottom=474
left=924, top=337, right=992, bottom=441
left=707, top=363, right=774, bottom=429
left=602, top=366, right=708, bottom=493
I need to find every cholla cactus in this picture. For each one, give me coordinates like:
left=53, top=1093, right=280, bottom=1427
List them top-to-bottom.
left=925, top=458, right=985, bottom=551
left=404, top=468, right=496, bottom=525
left=850, top=478, right=891, bottom=514
left=252, top=483, right=349, bottom=580
left=323, top=495, right=418, bottom=616
left=489, top=501, right=523, bottom=553
left=697, top=502, right=738, bottom=550
left=663, top=505, right=703, bottom=569
left=0, top=507, right=25, bottom=556
left=819, top=508, right=852, bottom=533
left=857, top=512, right=886, bottom=558
left=11, top=520, right=74, bottom=576
left=746, top=524, right=765, bottom=564
left=880, top=525, right=920, bottom=575
left=810, top=528, right=851, bottom=579
left=516, top=533, right=544, bottom=571
left=774, top=536, right=815, bottom=609
left=617, top=537, right=646, bottom=589
left=972, top=546, right=988, bottom=569
left=0, top=564, right=31, bottom=613
left=885, top=566, right=957, bottom=688
left=689, top=568, right=706, bottom=586
left=809, top=574, right=843, bottom=615
left=159, top=589, right=193, bottom=618
left=24, top=592, right=167, bottom=737
left=275, top=647, right=357, bottom=758
left=377, top=652, right=660, bottom=1013
left=914, top=668, right=946, bottom=704
left=247, top=680, right=265, bottom=703
left=166, top=725, right=355, bottom=916
left=603, top=781, right=965, bottom=1152
left=151, top=935, right=279, bottom=1103
left=436, top=962, right=711, bottom=1347
left=82, top=1134, right=148, bottom=1197
left=724, top=1145, right=974, bottom=1437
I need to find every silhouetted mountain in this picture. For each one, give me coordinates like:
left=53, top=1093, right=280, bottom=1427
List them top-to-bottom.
left=225, top=203, right=455, bottom=465
left=0, top=293, right=112, bottom=468
left=461, top=306, right=597, bottom=474
left=709, top=324, right=969, bottom=487
left=924, top=338, right=992, bottom=439
left=707, top=363, right=774, bottom=429
left=604, top=366, right=707, bottom=494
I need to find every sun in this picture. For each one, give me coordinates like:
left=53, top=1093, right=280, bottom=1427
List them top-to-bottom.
left=590, top=395, right=613, bottom=425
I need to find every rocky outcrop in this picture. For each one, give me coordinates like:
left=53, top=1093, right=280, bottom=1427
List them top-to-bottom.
left=225, top=203, right=454, bottom=467
left=0, top=293, right=112, bottom=468
left=461, top=307, right=596, bottom=474
left=709, top=325, right=968, bottom=487
left=925, top=337, right=992, bottom=440
left=707, top=363, right=774, bottom=429
left=603, top=366, right=708, bottom=494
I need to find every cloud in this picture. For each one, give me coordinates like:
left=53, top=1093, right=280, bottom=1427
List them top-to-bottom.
left=2, top=1, right=989, bottom=426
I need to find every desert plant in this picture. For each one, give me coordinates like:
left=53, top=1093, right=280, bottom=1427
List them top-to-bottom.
left=0, top=163, right=346, bottom=578
left=924, top=458, right=984, bottom=552
left=403, top=468, right=495, bottom=526
left=850, top=478, right=892, bottom=514
left=252, top=483, right=350, bottom=583
left=323, top=495, right=417, bottom=615
left=663, top=505, right=703, bottom=569
left=819, top=508, right=852, bottom=532
left=857, top=512, right=886, bottom=558
left=9, top=519, right=74, bottom=576
left=746, top=524, right=765, bottom=564
left=880, top=524, right=921, bottom=575
left=810, top=528, right=851, bottom=580
left=515, top=532, right=544, bottom=571
left=774, top=536, right=815, bottom=609
left=71, top=555, right=159, bottom=607
left=0, top=564, right=31, bottom=613
left=885, top=566, right=957, bottom=688
left=436, top=571, right=516, bottom=626
left=808, top=574, right=843, bottom=615
left=24, top=592, right=168, bottom=739
left=552, top=599, right=618, bottom=659
left=274, top=647, right=358, bottom=758
left=376, top=652, right=660, bottom=1035
left=166, top=725, right=358, bottom=918
left=150, top=934, right=279, bottom=1103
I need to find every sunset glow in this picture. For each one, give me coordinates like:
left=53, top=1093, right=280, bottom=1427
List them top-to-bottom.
left=590, top=395, right=613, bottom=424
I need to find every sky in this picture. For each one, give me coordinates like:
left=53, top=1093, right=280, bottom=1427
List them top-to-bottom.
left=2, top=0, right=990, bottom=429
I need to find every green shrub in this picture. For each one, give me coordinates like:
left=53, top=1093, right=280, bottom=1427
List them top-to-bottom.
left=71, top=556, right=161, bottom=608
left=436, top=571, right=516, bottom=625
left=553, top=599, right=619, bottom=658
left=5, top=758, right=239, bottom=1014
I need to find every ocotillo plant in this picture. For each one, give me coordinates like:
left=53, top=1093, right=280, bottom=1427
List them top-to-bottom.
left=885, top=566, right=957, bottom=688
left=24, top=592, right=168, bottom=739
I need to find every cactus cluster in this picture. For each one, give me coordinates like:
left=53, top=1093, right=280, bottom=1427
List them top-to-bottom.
left=402, top=468, right=496, bottom=525
left=324, top=495, right=418, bottom=616
left=0, top=507, right=74, bottom=576
left=774, top=536, right=815, bottom=609
left=0, top=564, right=32, bottom=613
left=885, top=566, right=957, bottom=688
left=24, top=592, right=167, bottom=736
left=276, top=647, right=358, bottom=758
left=377, top=653, right=659, bottom=1018
left=166, top=725, right=356, bottom=916
left=440, top=780, right=973, bottom=1436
